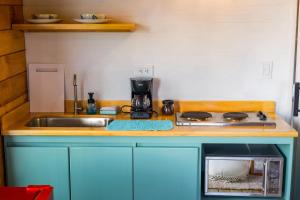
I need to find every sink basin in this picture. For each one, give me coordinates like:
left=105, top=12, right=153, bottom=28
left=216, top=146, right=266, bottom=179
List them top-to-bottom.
left=26, top=117, right=113, bottom=127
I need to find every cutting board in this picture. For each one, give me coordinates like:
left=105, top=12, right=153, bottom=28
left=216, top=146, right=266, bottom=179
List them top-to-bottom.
left=29, top=64, right=65, bottom=112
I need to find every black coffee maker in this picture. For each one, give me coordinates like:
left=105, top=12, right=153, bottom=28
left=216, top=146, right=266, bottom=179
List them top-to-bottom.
left=130, top=77, right=153, bottom=119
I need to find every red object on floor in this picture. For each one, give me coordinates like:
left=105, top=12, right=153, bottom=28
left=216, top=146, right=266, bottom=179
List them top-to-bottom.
left=0, top=185, right=53, bottom=200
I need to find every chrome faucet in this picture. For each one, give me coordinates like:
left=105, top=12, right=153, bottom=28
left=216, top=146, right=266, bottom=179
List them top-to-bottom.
left=73, top=74, right=83, bottom=115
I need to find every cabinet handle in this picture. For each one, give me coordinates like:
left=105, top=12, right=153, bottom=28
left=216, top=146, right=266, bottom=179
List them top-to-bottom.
left=36, top=68, right=58, bottom=72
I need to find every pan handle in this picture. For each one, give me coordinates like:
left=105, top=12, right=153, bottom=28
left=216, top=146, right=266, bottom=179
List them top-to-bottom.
left=294, top=82, right=300, bottom=116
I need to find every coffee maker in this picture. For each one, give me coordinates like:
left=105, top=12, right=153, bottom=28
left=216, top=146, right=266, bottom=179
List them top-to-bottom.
left=130, top=77, right=153, bottom=119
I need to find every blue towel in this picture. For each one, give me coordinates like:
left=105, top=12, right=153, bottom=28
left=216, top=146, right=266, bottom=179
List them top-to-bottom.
left=107, top=120, right=173, bottom=131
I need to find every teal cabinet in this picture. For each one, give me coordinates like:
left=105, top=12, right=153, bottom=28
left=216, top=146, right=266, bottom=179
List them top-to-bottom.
left=4, top=136, right=294, bottom=200
left=6, top=147, right=70, bottom=200
left=70, top=147, right=133, bottom=200
left=134, top=147, right=199, bottom=200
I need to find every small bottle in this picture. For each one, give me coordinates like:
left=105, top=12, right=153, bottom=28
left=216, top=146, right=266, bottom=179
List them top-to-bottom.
left=87, top=92, right=97, bottom=114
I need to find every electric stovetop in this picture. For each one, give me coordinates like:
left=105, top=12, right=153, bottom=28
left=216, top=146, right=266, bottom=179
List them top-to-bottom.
left=176, top=111, right=276, bottom=127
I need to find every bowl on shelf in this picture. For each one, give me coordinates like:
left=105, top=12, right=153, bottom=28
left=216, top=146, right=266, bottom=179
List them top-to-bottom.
left=26, top=13, right=63, bottom=24
left=74, top=13, right=112, bottom=24
left=80, top=13, right=106, bottom=19
left=33, top=14, right=59, bottom=19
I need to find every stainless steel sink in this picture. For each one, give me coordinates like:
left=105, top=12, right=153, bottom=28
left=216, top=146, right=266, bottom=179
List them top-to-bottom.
left=26, top=117, right=113, bottom=127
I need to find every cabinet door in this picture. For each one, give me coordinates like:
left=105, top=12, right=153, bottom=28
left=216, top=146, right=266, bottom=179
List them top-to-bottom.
left=6, top=147, right=70, bottom=200
left=70, top=147, right=133, bottom=200
left=134, top=147, right=199, bottom=200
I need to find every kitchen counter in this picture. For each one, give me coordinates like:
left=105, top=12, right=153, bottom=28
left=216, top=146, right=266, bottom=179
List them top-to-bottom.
left=3, top=101, right=297, bottom=200
left=2, top=112, right=298, bottom=137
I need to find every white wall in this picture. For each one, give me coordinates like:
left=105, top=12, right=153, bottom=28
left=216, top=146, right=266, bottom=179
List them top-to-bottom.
left=24, top=0, right=297, bottom=120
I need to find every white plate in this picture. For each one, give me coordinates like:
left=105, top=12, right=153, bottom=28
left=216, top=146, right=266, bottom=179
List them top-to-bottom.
left=73, top=18, right=112, bottom=24
left=26, top=19, right=63, bottom=24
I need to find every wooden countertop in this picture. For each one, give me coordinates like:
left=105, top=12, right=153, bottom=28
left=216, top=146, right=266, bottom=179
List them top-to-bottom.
left=2, top=112, right=298, bottom=137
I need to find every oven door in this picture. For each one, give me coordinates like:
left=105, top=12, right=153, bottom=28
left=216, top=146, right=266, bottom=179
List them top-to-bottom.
left=205, top=157, right=267, bottom=197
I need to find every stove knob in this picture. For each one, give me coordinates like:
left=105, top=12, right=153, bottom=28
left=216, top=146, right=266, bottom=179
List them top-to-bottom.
left=257, top=111, right=267, bottom=121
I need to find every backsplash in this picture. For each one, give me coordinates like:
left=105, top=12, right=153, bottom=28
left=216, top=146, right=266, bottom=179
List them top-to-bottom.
left=23, top=0, right=296, bottom=120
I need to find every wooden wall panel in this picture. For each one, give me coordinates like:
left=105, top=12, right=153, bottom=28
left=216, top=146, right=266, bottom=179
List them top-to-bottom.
left=0, top=0, right=22, bottom=5
left=0, top=0, right=25, bottom=187
left=0, top=6, right=11, bottom=30
left=0, top=6, right=24, bottom=30
left=11, top=6, right=23, bottom=23
left=0, top=30, right=24, bottom=56
left=0, top=51, right=26, bottom=81
left=0, top=72, right=27, bottom=106
left=0, top=94, right=27, bottom=117
left=1, top=102, right=29, bottom=131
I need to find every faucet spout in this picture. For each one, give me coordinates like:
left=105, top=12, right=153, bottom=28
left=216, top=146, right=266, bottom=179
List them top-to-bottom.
left=73, top=74, right=82, bottom=115
left=73, top=74, right=77, bottom=86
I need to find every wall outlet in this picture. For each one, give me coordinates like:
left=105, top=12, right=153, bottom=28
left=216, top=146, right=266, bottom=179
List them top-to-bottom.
left=262, top=61, right=273, bottom=79
left=133, top=65, right=154, bottom=77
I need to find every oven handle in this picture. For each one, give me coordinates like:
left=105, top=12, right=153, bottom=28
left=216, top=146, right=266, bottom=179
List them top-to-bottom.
left=263, top=161, right=269, bottom=196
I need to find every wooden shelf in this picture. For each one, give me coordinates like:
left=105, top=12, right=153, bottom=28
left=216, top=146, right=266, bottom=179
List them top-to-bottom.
left=12, top=23, right=136, bottom=32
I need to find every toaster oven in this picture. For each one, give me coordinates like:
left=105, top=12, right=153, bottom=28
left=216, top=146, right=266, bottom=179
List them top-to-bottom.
left=204, top=144, right=284, bottom=197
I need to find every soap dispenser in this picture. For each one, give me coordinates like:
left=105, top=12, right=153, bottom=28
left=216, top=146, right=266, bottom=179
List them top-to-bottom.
left=87, top=92, right=97, bottom=114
